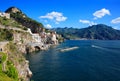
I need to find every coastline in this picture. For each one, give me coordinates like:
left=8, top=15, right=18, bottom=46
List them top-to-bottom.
left=0, top=27, right=61, bottom=81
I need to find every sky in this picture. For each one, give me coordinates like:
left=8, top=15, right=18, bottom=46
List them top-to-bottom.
left=0, top=0, right=120, bottom=29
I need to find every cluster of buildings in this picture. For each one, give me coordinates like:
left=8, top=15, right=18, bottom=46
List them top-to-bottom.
left=0, top=11, right=10, bottom=19
left=27, top=28, right=58, bottom=45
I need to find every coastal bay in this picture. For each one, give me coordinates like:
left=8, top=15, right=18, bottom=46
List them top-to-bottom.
left=27, top=40, right=120, bottom=81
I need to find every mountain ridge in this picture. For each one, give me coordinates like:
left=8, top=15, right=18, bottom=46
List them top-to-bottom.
left=5, top=7, right=44, bottom=33
left=53, top=24, right=120, bottom=40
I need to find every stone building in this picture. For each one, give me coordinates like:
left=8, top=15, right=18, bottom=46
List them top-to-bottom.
left=0, top=12, right=10, bottom=19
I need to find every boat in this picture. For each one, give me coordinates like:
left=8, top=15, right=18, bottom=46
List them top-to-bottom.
left=60, top=46, right=79, bottom=52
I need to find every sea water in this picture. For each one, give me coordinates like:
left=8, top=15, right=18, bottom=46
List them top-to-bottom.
left=26, top=40, right=120, bottom=81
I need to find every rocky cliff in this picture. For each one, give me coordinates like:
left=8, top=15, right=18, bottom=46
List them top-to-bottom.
left=0, top=6, right=63, bottom=81
left=5, top=7, right=44, bottom=33
left=0, top=26, right=33, bottom=80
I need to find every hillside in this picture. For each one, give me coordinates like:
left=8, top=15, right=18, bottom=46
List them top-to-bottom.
left=0, top=6, right=65, bottom=81
left=0, top=7, right=53, bottom=81
left=5, top=7, right=44, bottom=33
left=53, top=24, right=120, bottom=40
left=0, top=26, right=33, bottom=80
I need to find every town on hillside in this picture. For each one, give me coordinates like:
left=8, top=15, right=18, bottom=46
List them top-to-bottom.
left=0, top=10, right=60, bottom=53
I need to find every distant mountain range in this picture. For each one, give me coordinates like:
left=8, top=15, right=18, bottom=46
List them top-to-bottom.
left=53, top=24, right=120, bottom=40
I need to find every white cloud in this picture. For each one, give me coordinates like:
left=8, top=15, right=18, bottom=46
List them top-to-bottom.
left=93, top=8, right=110, bottom=19
left=40, top=11, right=67, bottom=24
left=111, top=17, right=120, bottom=24
left=79, top=19, right=97, bottom=26
left=44, top=20, right=48, bottom=23
left=79, top=20, right=90, bottom=24
left=45, top=24, right=52, bottom=29
left=113, top=26, right=119, bottom=30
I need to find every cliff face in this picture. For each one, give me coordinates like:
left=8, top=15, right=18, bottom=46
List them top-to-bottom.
left=0, top=6, right=63, bottom=81
left=0, top=23, right=33, bottom=80
left=0, top=27, right=61, bottom=81
left=13, top=30, right=33, bottom=53
left=3, top=31, right=33, bottom=81
left=0, top=43, right=32, bottom=81
left=0, top=52, right=17, bottom=81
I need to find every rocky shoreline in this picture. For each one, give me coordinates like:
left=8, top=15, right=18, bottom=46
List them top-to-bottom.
left=0, top=7, right=63, bottom=81
left=0, top=25, right=62, bottom=81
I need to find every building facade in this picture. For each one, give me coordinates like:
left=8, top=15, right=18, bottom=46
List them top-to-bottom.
left=0, top=12, right=10, bottom=19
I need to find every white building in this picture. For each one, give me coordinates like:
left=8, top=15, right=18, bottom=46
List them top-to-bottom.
left=0, top=12, right=10, bottom=19
left=27, top=28, right=42, bottom=43
left=32, top=34, right=42, bottom=43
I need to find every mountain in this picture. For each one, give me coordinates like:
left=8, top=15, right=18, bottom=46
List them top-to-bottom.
left=5, top=7, right=44, bottom=33
left=53, top=24, right=120, bottom=40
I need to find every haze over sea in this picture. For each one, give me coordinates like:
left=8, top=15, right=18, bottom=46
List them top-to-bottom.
left=26, top=40, right=120, bottom=81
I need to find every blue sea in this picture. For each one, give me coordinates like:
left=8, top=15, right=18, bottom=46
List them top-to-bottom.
left=26, top=40, right=120, bottom=81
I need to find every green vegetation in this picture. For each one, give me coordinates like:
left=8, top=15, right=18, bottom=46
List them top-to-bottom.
left=5, top=7, right=44, bottom=33
left=11, top=12, right=43, bottom=33
left=0, top=17, right=26, bottom=30
left=0, top=17, right=10, bottom=26
left=53, top=24, right=120, bottom=40
left=52, top=27, right=80, bottom=39
left=0, top=28, right=13, bottom=41
left=57, top=35, right=64, bottom=42
left=0, top=42, right=26, bottom=81
left=6, top=42, right=25, bottom=64
left=7, top=42, right=17, bottom=53
left=0, top=52, right=18, bottom=81
left=0, top=52, right=7, bottom=64
left=0, top=53, right=7, bottom=63
left=6, top=61, right=18, bottom=80
left=0, top=73, right=15, bottom=81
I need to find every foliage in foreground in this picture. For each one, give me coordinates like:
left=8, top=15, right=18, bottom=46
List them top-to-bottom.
left=0, top=52, right=18, bottom=81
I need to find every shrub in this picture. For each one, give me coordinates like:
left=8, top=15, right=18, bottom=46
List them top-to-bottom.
left=0, top=29, right=13, bottom=41
left=0, top=52, right=7, bottom=63
left=6, top=64, right=18, bottom=80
